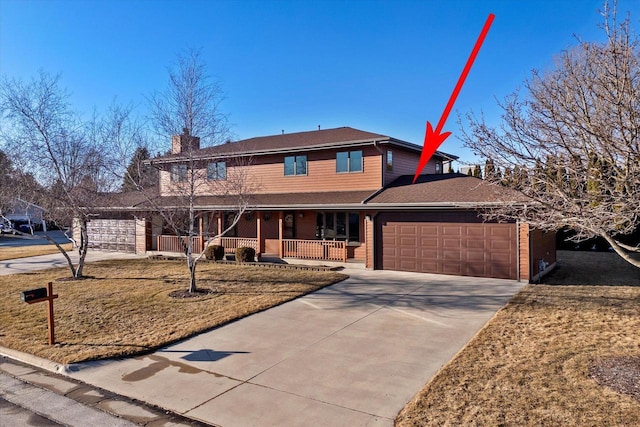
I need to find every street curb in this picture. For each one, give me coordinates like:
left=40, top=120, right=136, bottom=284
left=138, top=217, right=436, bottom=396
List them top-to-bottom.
left=0, top=345, right=67, bottom=374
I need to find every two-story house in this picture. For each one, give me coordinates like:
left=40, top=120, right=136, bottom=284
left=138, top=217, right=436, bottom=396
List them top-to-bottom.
left=89, top=126, right=556, bottom=282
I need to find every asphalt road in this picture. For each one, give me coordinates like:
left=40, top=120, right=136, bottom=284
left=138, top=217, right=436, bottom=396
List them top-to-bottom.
left=0, top=230, right=71, bottom=248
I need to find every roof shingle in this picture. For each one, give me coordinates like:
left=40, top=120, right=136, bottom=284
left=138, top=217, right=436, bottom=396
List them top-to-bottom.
left=366, top=173, right=528, bottom=205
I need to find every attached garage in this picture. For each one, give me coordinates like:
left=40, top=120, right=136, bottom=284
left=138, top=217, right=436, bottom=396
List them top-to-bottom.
left=375, top=211, right=518, bottom=280
left=86, top=219, right=137, bottom=253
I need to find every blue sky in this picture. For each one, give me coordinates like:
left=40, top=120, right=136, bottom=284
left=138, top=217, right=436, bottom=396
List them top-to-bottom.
left=1, top=0, right=638, bottom=165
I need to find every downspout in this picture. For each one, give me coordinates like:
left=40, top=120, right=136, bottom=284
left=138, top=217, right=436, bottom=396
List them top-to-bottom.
left=516, top=220, right=520, bottom=282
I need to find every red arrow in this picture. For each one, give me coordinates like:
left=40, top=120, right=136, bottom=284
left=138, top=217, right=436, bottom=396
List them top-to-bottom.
left=413, top=13, right=495, bottom=183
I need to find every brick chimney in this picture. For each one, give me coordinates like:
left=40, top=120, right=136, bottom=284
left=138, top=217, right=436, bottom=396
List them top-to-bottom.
left=171, top=128, right=200, bottom=154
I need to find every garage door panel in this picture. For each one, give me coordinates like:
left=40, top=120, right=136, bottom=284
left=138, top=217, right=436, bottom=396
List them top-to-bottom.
left=379, top=215, right=517, bottom=279
left=420, top=225, right=439, bottom=235
left=442, top=226, right=461, bottom=236
left=465, top=226, right=485, bottom=237
left=400, top=236, right=417, bottom=246
left=420, top=237, right=438, bottom=247
left=443, top=238, right=461, bottom=248
left=466, top=239, right=485, bottom=249
left=400, top=248, right=417, bottom=257
left=443, top=250, right=461, bottom=261
left=466, top=250, right=486, bottom=262
left=442, top=263, right=463, bottom=275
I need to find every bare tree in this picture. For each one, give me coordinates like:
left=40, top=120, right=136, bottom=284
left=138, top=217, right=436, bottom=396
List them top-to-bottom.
left=460, top=4, right=640, bottom=268
left=148, top=48, right=230, bottom=147
left=0, top=71, right=104, bottom=278
left=144, top=132, right=254, bottom=293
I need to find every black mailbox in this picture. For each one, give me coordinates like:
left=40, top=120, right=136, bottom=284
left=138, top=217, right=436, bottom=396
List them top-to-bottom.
left=21, top=288, right=48, bottom=303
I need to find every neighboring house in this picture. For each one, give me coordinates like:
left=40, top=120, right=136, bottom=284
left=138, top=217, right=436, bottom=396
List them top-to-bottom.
left=89, top=127, right=555, bottom=282
left=2, top=198, right=45, bottom=231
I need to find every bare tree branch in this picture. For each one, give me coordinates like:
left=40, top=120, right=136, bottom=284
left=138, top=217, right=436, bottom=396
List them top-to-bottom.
left=460, top=3, right=640, bottom=269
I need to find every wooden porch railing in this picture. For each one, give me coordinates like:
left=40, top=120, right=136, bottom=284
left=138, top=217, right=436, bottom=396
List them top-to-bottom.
left=157, top=235, right=204, bottom=253
left=157, top=235, right=347, bottom=262
left=219, top=237, right=259, bottom=254
left=282, top=239, right=347, bottom=262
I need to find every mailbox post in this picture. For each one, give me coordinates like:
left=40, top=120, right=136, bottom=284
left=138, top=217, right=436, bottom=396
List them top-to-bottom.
left=21, top=282, right=58, bottom=345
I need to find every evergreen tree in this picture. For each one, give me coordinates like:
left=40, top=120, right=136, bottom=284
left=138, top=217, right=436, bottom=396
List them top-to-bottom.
left=122, top=147, right=157, bottom=191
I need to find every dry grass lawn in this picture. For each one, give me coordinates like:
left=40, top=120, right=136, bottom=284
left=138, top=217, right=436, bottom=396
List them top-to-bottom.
left=0, top=241, right=73, bottom=261
left=396, top=251, right=640, bottom=426
left=0, top=259, right=346, bottom=364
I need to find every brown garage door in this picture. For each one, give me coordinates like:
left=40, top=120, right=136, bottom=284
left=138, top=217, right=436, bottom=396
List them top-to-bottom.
left=378, top=214, right=517, bottom=279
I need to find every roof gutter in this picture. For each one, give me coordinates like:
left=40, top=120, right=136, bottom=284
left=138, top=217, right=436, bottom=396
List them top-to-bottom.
left=147, top=138, right=394, bottom=165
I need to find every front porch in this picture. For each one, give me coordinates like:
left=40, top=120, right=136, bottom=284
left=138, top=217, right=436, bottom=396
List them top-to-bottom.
left=154, top=209, right=371, bottom=264
left=156, top=236, right=350, bottom=262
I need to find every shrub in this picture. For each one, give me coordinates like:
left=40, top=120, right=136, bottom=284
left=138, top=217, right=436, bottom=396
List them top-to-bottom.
left=204, top=245, right=225, bottom=261
left=235, top=246, right=256, bottom=263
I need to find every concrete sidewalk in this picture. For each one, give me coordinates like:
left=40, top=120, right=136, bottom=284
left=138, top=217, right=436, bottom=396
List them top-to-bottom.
left=64, top=269, right=525, bottom=427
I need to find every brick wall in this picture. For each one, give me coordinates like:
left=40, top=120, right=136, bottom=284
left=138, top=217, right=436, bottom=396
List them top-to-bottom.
left=519, top=223, right=530, bottom=281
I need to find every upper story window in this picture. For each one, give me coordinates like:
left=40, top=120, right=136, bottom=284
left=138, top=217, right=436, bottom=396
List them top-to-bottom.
left=336, top=150, right=363, bottom=173
left=386, top=150, right=393, bottom=172
left=284, top=155, right=307, bottom=176
left=207, top=161, right=227, bottom=180
left=170, top=164, right=187, bottom=182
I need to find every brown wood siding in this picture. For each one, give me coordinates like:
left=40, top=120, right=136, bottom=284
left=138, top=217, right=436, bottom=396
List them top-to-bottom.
left=160, top=146, right=383, bottom=196
left=383, top=148, right=437, bottom=185
left=295, top=211, right=318, bottom=239
left=376, top=211, right=517, bottom=279
left=236, top=213, right=257, bottom=238
left=261, top=213, right=279, bottom=239
left=365, top=213, right=375, bottom=268
left=519, top=223, right=530, bottom=281
left=529, top=228, right=557, bottom=278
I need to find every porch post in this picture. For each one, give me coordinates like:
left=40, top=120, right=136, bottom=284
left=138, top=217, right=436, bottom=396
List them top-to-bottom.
left=278, top=210, right=284, bottom=258
left=256, top=211, right=263, bottom=254
left=217, top=213, right=223, bottom=238
left=198, top=215, right=204, bottom=252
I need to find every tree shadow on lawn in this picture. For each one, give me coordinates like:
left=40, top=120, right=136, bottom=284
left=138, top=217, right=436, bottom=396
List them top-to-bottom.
left=542, top=250, right=640, bottom=286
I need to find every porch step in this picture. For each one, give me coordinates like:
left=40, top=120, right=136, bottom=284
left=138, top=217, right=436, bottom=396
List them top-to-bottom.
left=282, top=257, right=366, bottom=270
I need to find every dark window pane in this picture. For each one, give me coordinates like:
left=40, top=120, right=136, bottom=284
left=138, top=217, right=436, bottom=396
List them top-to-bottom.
left=349, top=150, right=363, bottom=172
left=336, top=152, right=349, bottom=173
left=296, top=155, right=307, bottom=175
left=284, top=156, right=295, bottom=176
left=218, top=162, right=227, bottom=179
left=171, top=165, right=187, bottom=182
left=325, top=212, right=335, bottom=239
left=336, top=212, right=346, bottom=240
left=348, top=213, right=360, bottom=242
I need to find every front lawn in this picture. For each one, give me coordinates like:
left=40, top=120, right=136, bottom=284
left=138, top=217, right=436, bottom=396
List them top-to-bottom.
left=396, top=251, right=640, bottom=426
left=0, top=259, right=346, bottom=364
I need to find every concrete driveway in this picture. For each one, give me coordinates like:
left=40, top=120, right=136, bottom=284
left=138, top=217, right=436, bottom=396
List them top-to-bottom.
left=0, top=230, right=71, bottom=247
left=0, top=249, right=144, bottom=276
left=65, top=269, right=525, bottom=427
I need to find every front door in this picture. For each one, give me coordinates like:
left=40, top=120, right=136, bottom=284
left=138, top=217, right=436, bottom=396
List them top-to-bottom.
left=283, top=211, right=295, bottom=239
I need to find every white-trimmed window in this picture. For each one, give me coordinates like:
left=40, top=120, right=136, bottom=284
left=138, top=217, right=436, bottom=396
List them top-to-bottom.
left=386, top=149, right=393, bottom=171
left=336, top=150, right=363, bottom=173
left=284, top=155, right=307, bottom=176
left=207, top=162, right=227, bottom=180
left=170, top=164, right=187, bottom=182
